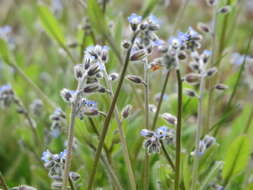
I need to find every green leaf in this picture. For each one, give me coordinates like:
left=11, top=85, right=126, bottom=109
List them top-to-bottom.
left=87, top=0, right=108, bottom=35
left=141, top=0, right=159, bottom=18
left=38, top=5, right=65, bottom=46
left=0, top=38, right=11, bottom=63
left=222, top=135, right=250, bottom=182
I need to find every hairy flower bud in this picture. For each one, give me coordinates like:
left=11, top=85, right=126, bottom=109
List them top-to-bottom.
left=218, top=6, right=232, bottom=14
left=197, top=23, right=210, bottom=34
left=130, top=49, right=146, bottom=61
left=87, top=63, right=100, bottom=76
left=74, top=64, right=84, bottom=80
left=206, top=67, right=217, bottom=77
left=109, top=72, right=119, bottom=81
left=184, top=73, right=201, bottom=85
left=126, top=75, right=145, bottom=85
left=215, top=83, right=228, bottom=91
left=83, top=84, right=99, bottom=93
left=60, top=88, right=75, bottom=103
left=184, top=88, right=197, bottom=97
left=161, top=113, right=177, bottom=125
left=69, top=172, right=80, bottom=182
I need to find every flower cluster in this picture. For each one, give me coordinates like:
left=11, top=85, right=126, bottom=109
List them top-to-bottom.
left=127, top=14, right=162, bottom=63
left=60, top=45, right=110, bottom=120
left=49, top=108, right=66, bottom=138
left=140, top=126, right=175, bottom=154
left=191, top=135, right=216, bottom=156
left=41, top=149, right=80, bottom=189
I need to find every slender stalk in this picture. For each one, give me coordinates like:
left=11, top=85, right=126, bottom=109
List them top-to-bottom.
left=206, top=3, right=218, bottom=130
left=87, top=32, right=139, bottom=189
left=143, top=58, right=150, bottom=190
left=6, top=61, right=56, bottom=110
left=102, top=69, right=136, bottom=190
left=151, top=69, right=170, bottom=130
left=175, top=69, right=183, bottom=190
left=191, top=74, right=205, bottom=190
left=13, top=97, right=41, bottom=147
left=244, top=108, right=253, bottom=134
left=83, top=137, right=124, bottom=190
left=160, top=140, right=175, bottom=171
left=0, top=172, right=8, bottom=190
left=68, top=177, right=76, bottom=190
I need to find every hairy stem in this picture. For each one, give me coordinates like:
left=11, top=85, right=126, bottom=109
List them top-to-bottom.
left=87, top=32, right=139, bottom=189
left=143, top=58, right=150, bottom=190
left=103, top=69, right=136, bottom=190
left=151, top=69, right=170, bottom=130
left=175, top=69, right=183, bottom=190
left=191, top=74, right=205, bottom=190
left=160, top=140, right=175, bottom=171
left=0, top=172, right=8, bottom=190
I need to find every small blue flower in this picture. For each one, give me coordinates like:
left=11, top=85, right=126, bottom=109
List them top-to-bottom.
left=128, top=13, right=142, bottom=24
left=148, top=15, right=159, bottom=25
left=152, top=39, right=164, bottom=47
left=203, top=50, right=212, bottom=57
left=0, top=84, right=12, bottom=93
left=155, top=126, right=168, bottom=139
left=140, top=129, right=154, bottom=138
left=41, top=149, right=52, bottom=163
left=59, top=149, right=67, bottom=159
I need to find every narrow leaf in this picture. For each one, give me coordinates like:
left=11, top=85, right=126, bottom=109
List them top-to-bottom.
left=222, top=135, right=250, bottom=183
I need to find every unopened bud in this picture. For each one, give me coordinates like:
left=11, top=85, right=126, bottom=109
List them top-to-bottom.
left=206, top=0, right=217, bottom=6
left=218, top=6, right=232, bottom=14
left=197, top=23, right=210, bottom=34
left=121, top=40, right=131, bottom=49
left=130, top=50, right=146, bottom=61
left=178, top=51, right=187, bottom=60
left=74, top=64, right=84, bottom=80
left=87, top=64, right=100, bottom=76
left=206, top=67, right=217, bottom=77
left=109, top=72, right=119, bottom=81
left=184, top=73, right=201, bottom=85
left=126, top=75, right=145, bottom=85
left=215, top=83, right=228, bottom=91
left=83, top=84, right=99, bottom=93
left=60, top=88, right=75, bottom=103
left=184, top=88, right=197, bottom=97
left=121, top=104, right=133, bottom=119
left=83, top=108, right=99, bottom=116
left=161, top=113, right=177, bottom=125
left=69, top=172, right=80, bottom=182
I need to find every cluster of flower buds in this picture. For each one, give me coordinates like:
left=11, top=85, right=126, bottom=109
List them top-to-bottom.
left=127, top=13, right=162, bottom=62
left=0, top=84, right=15, bottom=108
left=29, top=99, right=43, bottom=117
left=49, top=108, right=66, bottom=138
left=140, top=126, right=175, bottom=154
left=191, top=135, right=216, bottom=156
left=41, top=149, right=80, bottom=190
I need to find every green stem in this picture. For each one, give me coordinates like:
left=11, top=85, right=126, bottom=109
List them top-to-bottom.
left=87, top=32, right=139, bottom=189
left=143, top=58, right=150, bottom=190
left=102, top=69, right=136, bottom=190
left=151, top=69, right=170, bottom=130
left=175, top=69, right=183, bottom=190
left=191, top=74, right=205, bottom=190
left=160, top=140, right=175, bottom=171
left=0, top=172, right=8, bottom=190
left=68, top=177, right=76, bottom=190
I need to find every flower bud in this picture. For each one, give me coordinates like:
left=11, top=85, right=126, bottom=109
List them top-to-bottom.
left=206, top=0, right=217, bottom=6
left=218, top=6, right=232, bottom=14
left=197, top=23, right=210, bottom=34
left=121, top=40, right=131, bottom=49
left=130, top=49, right=146, bottom=61
left=178, top=51, right=187, bottom=60
left=74, top=64, right=84, bottom=80
left=87, top=64, right=100, bottom=76
left=206, top=67, right=217, bottom=77
left=109, top=72, right=119, bottom=81
left=184, top=73, right=201, bottom=85
left=126, top=75, right=145, bottom=85
left=215, top=83, right=228, bottom=91
left=83, top=84, right=99, bottom=93
left=60, top=88, right=76, bottom=103
left=184, top=88, right=197, bottom=97
left=121, top=104, right=133, bottom=119
left=149, top=104, right=157, bottom=113
left=83, top=108, right=99, bottom=116
left=161, top=113, right=177, bottom=125
left=44, top=160, right=55, bottom=169
left=69, top=172, right=80, bottom=182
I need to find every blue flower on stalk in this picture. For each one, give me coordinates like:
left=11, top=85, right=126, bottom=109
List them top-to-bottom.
left=128, top=13, right=142, bottom=24
left=152, top=39, right=165, bottom=47
left=155, top=126, right=168, bottom=139
left=41, top=149, right=52, bottom=163
left=59, top=149, right=67, bottom=159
